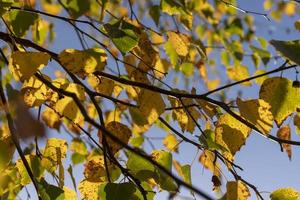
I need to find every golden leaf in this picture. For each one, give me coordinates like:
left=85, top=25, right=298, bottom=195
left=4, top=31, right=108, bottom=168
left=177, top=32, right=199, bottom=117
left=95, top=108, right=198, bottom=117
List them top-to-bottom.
left=166, top=31, right=190, bottom=57
left=58, top=48, right=106, bottom=78
left=9, top=51, right=50, bottom=81
left=226, top=65, right=251, bottom=86
left=259, top=77, right=300, bottom=127
left=168, top=96, right=200, bottom=133
left=237, top=98, right=273, bottom=135
left=42, top=107, right=61, bottom=130
left=293, top=113, right=300, bottom=134
left=215, top=114, right=251, bottom=156
left=98, top=121, right=132, bottom=154
left=276, top=125, right=292, bottom=160
left=163, top=134, right=179, bottom=152
left=41, top=138, right=68, bottom=173
left=199, top=150, right=221, bottom=177
left=78, top=180, right=101, bottom=200
left=226, top=181, right=250, bottom=200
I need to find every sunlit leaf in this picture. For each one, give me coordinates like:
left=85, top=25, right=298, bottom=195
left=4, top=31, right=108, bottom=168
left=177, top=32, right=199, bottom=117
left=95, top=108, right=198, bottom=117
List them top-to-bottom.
left=104, top=19, right=140, bottom=54
left=166, top=31, right=190, bottom=57
left=59, top=48, right=107, bottom=78
left=9, top=51, right=50, bottom=81
left=259, top=77, right=300, bottom=127
left=237, top=98, right=273, bottom=135
left=215, top=114, right=251, bottom=156
left=98, top=121, right=132, bottom=154
left=276, top=125, right=292, bottom=160
left=41, top=138, right=68, bottom=173
left=16, top=155, right=45, bottom=186
left=78, top=180, right=101, bottom=200
left=226, top=181, right=250, bottom=200
left=270, top=187, right=299, bottom=200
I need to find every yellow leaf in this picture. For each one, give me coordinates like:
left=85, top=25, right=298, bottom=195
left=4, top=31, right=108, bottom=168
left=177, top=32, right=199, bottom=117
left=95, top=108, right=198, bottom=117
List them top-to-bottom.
left=41, top=0, right=62, bottom=15
left=263, top=0, right=272, bottom=10
left=284, top=2, right=296, bottom=16
left=167, top=31, right=190, bottom=57
left=134, top=32, right=159, bottom=69
left=58, top=48, right=107, bottom=78
left=9, top=51, right=50, bottom=81
left=153, top=59, right=170, bottom=79
left=226, top=65, right=251, bottom=86
left=253, top=69, right=268, bottom=85
left=21, top=75, right=53, bottom=107
left=87, top=75, right=114, bottom=96
left=259, top=77, right=300, bottom=127
left=206, top=79, right=220, bottom=91
left=65, top=83, right=85, bottom=101
left=138, top=89, right=166, bottom=125
left=54, top=96, right=84, bottom=124
left=168, top=96, right=200, bottom=133
left=237, top=98, right=273, bottom=135
left=196, top=99, right=218, bottom=118
left=41, top=107, right=61, bottom=130
left=293, top=113, right=300, bottom=134
left=215, top=114, right=251, bottom=156
left=98, top=121, right=132, bottom=154
left=0, top=125, right=15, bottom=168
left=276, top=125, right=292, bottom=160
left=163, top=134, right=179, bottom=152
left=41, top=138, right=68, bottom=172
left=199, top=150, right=221, bottom=177
left=16, top=155, right=44, bottom=186
left=83, top=155, right=110, bottom=182
left=78, top=180, right=101, bottom=200
left=226, top=181, right=250, bottom=200
left=63, top=186, right=77, bottom=200
left=270, top=187, right=299, bottom=200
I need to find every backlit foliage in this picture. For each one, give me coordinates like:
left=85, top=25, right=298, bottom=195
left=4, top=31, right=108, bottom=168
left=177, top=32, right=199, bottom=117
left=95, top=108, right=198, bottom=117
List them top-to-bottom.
left=0, top=0, right=299, bottom=199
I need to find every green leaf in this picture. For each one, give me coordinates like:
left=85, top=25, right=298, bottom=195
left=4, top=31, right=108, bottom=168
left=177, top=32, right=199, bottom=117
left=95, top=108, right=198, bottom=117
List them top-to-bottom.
left=0, top=0, right=15, bottom=16
left=61, top=0, right=90, bottom=18
left=160, top=0, right=186, bottom=15
left=149, top=5, right=160, bottom=26
left=9, top=10, right=39, bottom=37
left=104, top=19, right=140, bottom=54
left=164, top=40, right=178, bottom=67
left=270, top=40, right=300, bottom=65
left=250, top=45, right=271, bottom=66
left=180, top=62, right=194, bottom=76
left=151, top=150, right=178, bottom=191
left=126, top=151, right=157, bottom=181
left=16, top=155, right=45, bottom=186
left=38, top=179, right=65, bottom=200
left=98, top=182, right=140, bottom=200
left=270, top=188, right=299, bottom=200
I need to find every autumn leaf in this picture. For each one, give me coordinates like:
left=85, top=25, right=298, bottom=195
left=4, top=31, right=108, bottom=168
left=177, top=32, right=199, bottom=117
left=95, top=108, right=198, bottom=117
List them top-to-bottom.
left=166, top=31, right=190, bottom=57
left=58, top=48, right=107, bottom=78
left=9, top=51, right=50, bottom=81
left=259, top=77, right=300, bottom=127
left=237, top=98, right=273, bottom=135
left=215, top=113, right=251, bottom=156
left=98, top=121, right=132, bottom=154
left=276, top=125, right=292, bottom=160
left=163, top=133, right=179, bottom=152
left=41, top=138, right=68, bottom=173
left=226, top=181, right=250, bottom=200
left=270, top=187, right=299, bottom=200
